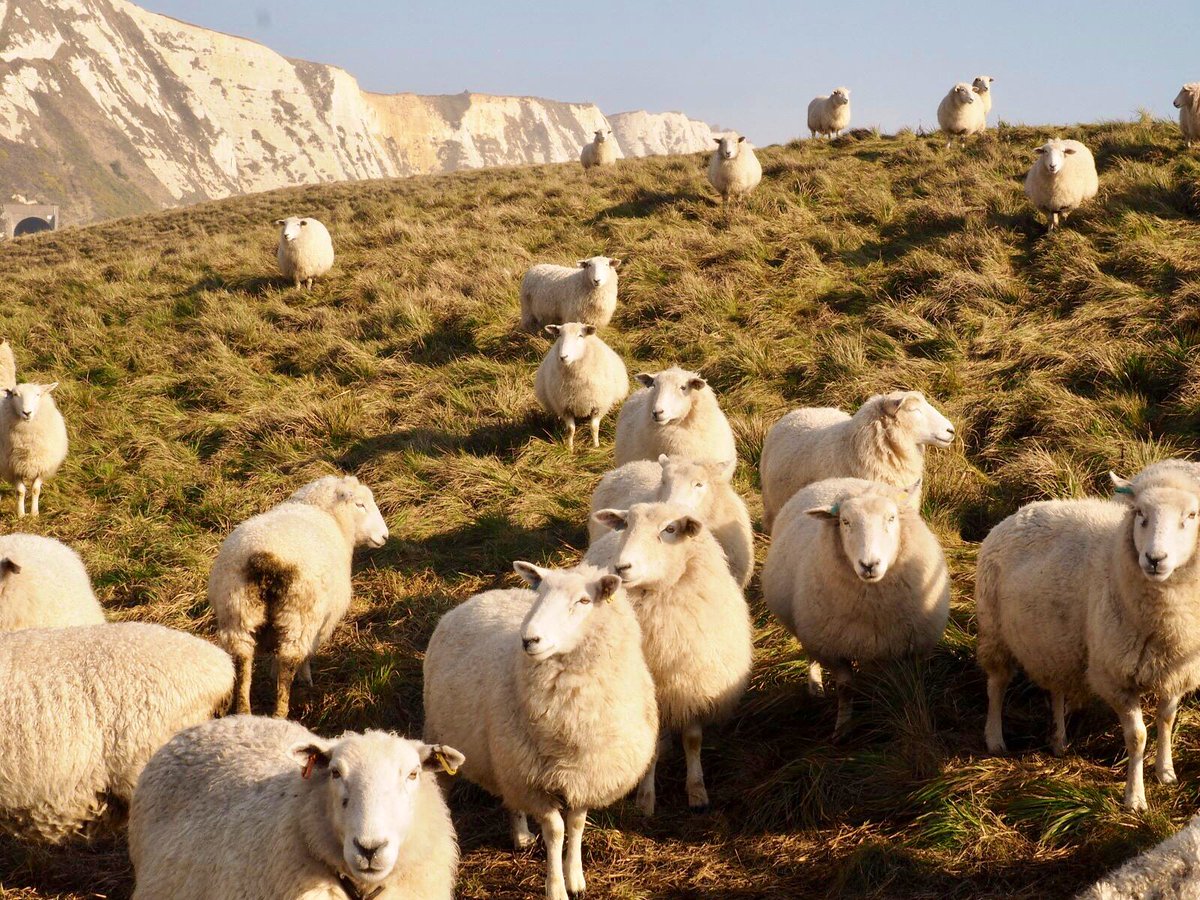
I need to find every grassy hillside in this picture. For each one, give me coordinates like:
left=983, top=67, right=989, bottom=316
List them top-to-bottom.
left=1, top=119, right=1199, bottom=899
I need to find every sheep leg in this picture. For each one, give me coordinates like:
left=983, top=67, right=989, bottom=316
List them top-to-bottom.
left=1049, top=211, right=1059, bottom=231
left=293, top=276, right=301, bottom=290
left=305, top=277, right=313, bottom=290
left=589, top=412, right=601, bottom=448
left=564, top=417, right=576, bottom=452
left=30, top=477, right=42, bottom=516
left=15, top=481, right=25, bottom=518
left=233, top=651, right=254, bottom=715
left=274, top=652, right=302, bottom=718
left=298, top=658, right=314, bottom=687
left=807, top=660, right=825, bottom=697
left=830, top=661, right=855, bottom=742
left=984, top=664, right=1013, bottom=754
left=1050, top=691, right=1068, bottom=757
left=1155, top=694, right=1181, bottom=785
left=1115, top=700, right=1149, bottom=811
left=683, top=721, right=709, bottom=812
left=636, top=730, right=668, bottom=817
left=564, top=807, right=587, bottom=897
left=538, top=809, right=568, bottom=900
left=509, top=810, right=535, bottom=850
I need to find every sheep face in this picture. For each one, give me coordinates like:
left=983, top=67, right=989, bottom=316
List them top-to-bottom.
left=972, top=76, right=994, bottom=94
left=952, top=83, right=976, bottom=105
left=1174, top=84, right=1200, bottom=110
left=832, top=87, right=850, bottom=105
left=594, top=129, right=611, bottom=143
left=713, top=134, right=746, bottom=159
left=1034, top=139, right=1076, bottom=175
left=275, top=216, right=309, bottom=242
left=576, top=256, right=619, bottom=288
left=545, top=322, right=596, bottom=366
left=635, top=368, right=707, bottom=426
left=3, top=382, right=58, bottom=422
left=882, top=391, right=955, bottom=447
left=657, top=455, right=733, bottom=511
left=1113, top=479, right=1200, bottom=582
left=337, top=483, right=389, bottom=548
left=807, top=492, right=906, bottom=582
left=592, top=502, right=700, bottom=590
left=513, top=562, right=621, bottom=660
left=292, top=732, right=464, bottom=887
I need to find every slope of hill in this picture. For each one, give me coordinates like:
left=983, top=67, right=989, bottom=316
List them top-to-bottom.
left=0, top=121, right=1198, bottom=899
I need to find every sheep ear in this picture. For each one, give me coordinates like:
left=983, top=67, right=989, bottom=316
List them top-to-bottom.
left=737, top=136, right=746, bottom=143
left=713, top=137, right=722, bottom=144
left=1034, top=146, right=1045, bottom=154
left=274, top=219, right=285, bottom=226
left=299, top=219, right=309, bottom=227
left=609, top=258, right=621, bottom=269
left=577, top=260, right=588, bottom=268
left=544, top=324, right=561, bottom=337
left=581, top=324, right=597, bottom=336
left=635, top=373, right=655, bottom=388
left=687, top=377, right=707, bottom=391
left=43, top=382, right=59, bottom=394
left=881, top=396, right=904, bottom=417
left=657, top=453, right=671, bottom=466
left=710, top=458, right=736, bottom=481
left=1110, top=472, right=1136, bottom=499
left=806, top=503, right=840, bottom=521
left=593, top=509, right=628, bottom=532
left=675, top=516, right=702, bottom=538
left=0, top=558, right=20, bottom=576
left=513, top=561, right=548, bottom=588
left=595, top=574, right=621, bottom=603
left=290, top=740, right=333, bottom=778
left=420, top=743, right=465, bottom=776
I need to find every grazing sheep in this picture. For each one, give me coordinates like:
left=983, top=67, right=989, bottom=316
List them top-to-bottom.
left=971, top=75, right=995, bottom=116
left=937, top=82, right=987, bottom=146
left=1174, top=83, right=1200, bottom=147
left=808, top=87, right=852, bottom=139
left=580, top=128, right=618, bottom=169
left=707, top=133, right=762, bottom=205
left=1024, top=138, right=1099, bottom=231
left=275, top=216, right=334, bottom=290
left=519, top=256, right=621, bottom=332
left=534, top=322, right=629, bottom=450
left=0, top=339, right=14, bottom=390
left=614, top=368, right=737, bottom=468
left=0, top=381, right=68, bottom=518
left=759, top=391, right=955, bottom=533
left=588, top=454, right=754, bottom=588
left=210, top=474, right=389, bottom=718
left=763, top=478, right=950, bottom=739
left=588, top=502, right=753, bottom=815
left=0, top=534, right=102, bottom=631
left=424, top=561, right=657, bottom=900
left=0, top=622, right=233, bottom=843
left=129, top=716, right=462, bottom=900
left=1077, top=814, right=1200, bottom=899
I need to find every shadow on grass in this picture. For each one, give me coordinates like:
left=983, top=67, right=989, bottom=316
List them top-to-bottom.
left=589, top=188, right=691, bottom=223
left=188, top=268, right=279, bottom=297
left=396, top=316, right=479, bottom=366
left=336, top=413, right=546, bottom=467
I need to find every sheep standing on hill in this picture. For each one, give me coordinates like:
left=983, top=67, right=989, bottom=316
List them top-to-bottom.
left=971, top=75, right=995, bottom=117
left=937, top=82, right=987, bottom=147
left=1174, top=83, right=1200, bottom=147
left=808, top=87, right=852, bottom=139
left=580, top=128, right=618, bottom=169
left=707, top=133, right=762, bottom=206
left=1023, top=138, right=1099, bottom=231
left=275, top=216, right=334, bottom=290
left=519, top=256, right=621, bottom=332
left=534, top=322, right=629, bottom=450
left=0, top=340, right=14, bottom=391
left=614, top=368, right=737, bottom=467
left=0, top=381, right=68, bottom=518
left=759, top=391, right=955, bottom=533
left=589, top=455, right=754, bottom=588
left=209, top=474, right=389, bottom=718
left=763, top=478, right=950, bottom=739
left=589, top=502, right=753, bottom=815
left=0, top=534, right=102, bottom=631
left=424, top=562, right=657, bottom=900
left=0, top=622, right=233, bottom=843
left=130, top=716, right=463, bottom=900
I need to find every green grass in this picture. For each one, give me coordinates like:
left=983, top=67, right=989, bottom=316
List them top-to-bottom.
left=1, top=119, right=1199, bottom=899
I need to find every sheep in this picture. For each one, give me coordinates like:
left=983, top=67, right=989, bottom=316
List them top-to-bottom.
left=971, top=75, right=995, bottom=116
left=937, top=82, right=987, bottom=147
left=1174, top=83, right=1200, bottom=147
left=807, top=87, right=852, bottom=139
left=580, top=128, right=618, bottom=169
left=707, top=133, right=762, bottom=206
left=1024, top=138, right=1099, bottom=231
left=275, top=216, right=334, bottom=290
left=519, top=256, right=621, bottom=333
left=534, top=322, right=629, bottom=450
left=0, top=339, right=14, bottom=390
left=613, top=367, right=737, bottom=468
left=0, top=381, right=68, bottom=518
left=759, top=391, right=955, bottom=533
left=588, top=454, right=754, bottom=588
left=209, top=474, right=389, bottom=718
left=762, top=478, right=950, bottom=739
left=588, top=502, right=753, bottom=816
left=0, top=533, right=102, bottom=631
left=423, top=561, right=657, bottom=900
left=0, top=621, right=233, bottom=843
left=129, top=715, right=463, bottom=900
left=1077, top=814, right=1200, bottom=899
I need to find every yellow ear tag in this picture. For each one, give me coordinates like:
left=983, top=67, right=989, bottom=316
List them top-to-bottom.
left=435, top=750, right=458, bottom=776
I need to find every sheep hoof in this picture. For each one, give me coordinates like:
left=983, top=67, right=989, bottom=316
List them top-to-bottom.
left=807, top=680, right=825, bottom=698
left=986, top=741, right=1009, bottom=756
left=1051, top=741, right=1067, bottom=758
left=1160, top=769, right=1178, bottom=786
left=689, top=803, right=710, bottom=815
left=513, top=833, right=536, bottom=851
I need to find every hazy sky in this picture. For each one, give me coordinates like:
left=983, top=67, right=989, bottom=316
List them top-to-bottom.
left=139, top=1, right=1198, bottom=145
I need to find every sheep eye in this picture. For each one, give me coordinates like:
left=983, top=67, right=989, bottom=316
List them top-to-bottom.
left=694, top=482, right=704, bottom=489
left=356, top=502, right=366, bottom=510
left=1189, top=512, right=1197, bottom=520
left=888, top=516, right=897, bottom=524
left=840, top=519, right=850, bottom=527
left=664, top=524, right=677, bottom=535
left=578, top=596, right=592, bottom=605
left=330, top=769, right=341, bottom=780
left=408, top=769, right=419, bottom=781
left=342, top=798, right=348, bottom=808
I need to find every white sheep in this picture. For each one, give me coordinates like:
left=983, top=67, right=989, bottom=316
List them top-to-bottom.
left=971, top=75, right=995, bottom=116
left=937, top=82, right=987, bottom=147
left=1174, top=83, right=1200, bottom=147
left=808, top=87, right=852, bottom=139
left=580, top=128, right=618, bottom=169
left=707, top=133, right=763, bottom=205
left=1023, top=138, right=1099, bottom=231
left=275, top=216, right=334, bottom=290
left=519, top=256, right=621, bottom=332
left=534, top=322, right=629, bottom=450
left=0, top=339, right=14, bottom=391
left=614, top=367, right=737, bottom=468
left=0, top=381, right=68, bottom=518
left=759, top=391, right=955, bottom=533
left=588, top=454, right=754, bottom=588
left=209, top=474, right=389, bottom=718
left=762, top=478, right=950, bottom=739
left=588, top=502, right=753, bottom=816
left=0, top=534, right=102, bottom=631
left=424, top=561, right=657, bottom=900
left=0, top=621, right=233, bottom=843
left=129, top=715, right=463, bottom=900
left=1078, top=814, right=1200, bottom=899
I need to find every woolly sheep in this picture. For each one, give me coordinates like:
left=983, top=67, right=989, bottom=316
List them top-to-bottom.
left=971, top=75, right=995, bottom=116
left=937, top=82, right=987, bottom=147
left=1174, top=83, right=1200, bottom=147
left=808, top=87, right=852, bottom=139
left=580, top=128, right=618, bottom=169
left=707, top=133, right=762, bottom=205
left=1024, top=138, right=1099, bottom=231
left=275, top=216, right=334, bottom=290
left=519, top=256, right=621, bottom=332
left=534, top=322, right=629, bottom=450
left=0, top=339, right=14, bottom=390
left=614, top=367, right=737, bottom=468
left=0, top=381, right=68, bottom=518
left=759, top=391, right=955, bottom=533
left=588, top=454, right=754, bottom=588
left=210, top=474, right=389, bottom=718
left=762, top=478, right=950, bottom=739
left=588, top=502, right=753, bottom=815
left=0, top=534, right=102, bottom=631
left=424, top=561, right=657, bottom=900
left=0, top=622, right=233, bottom=843
left=129, top=715, right=463, bottom=900
left=1077, top=814, right=1200, bottom=899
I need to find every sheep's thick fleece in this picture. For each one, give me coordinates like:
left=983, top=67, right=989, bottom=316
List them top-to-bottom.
left=0, top=534, right=103, bottom=631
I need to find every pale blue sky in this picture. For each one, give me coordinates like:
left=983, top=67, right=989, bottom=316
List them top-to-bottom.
left=140, top=1, right=1197, bottom=145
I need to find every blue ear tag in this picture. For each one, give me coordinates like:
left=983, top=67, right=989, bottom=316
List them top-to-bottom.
left=1114, top=485, right=1134, bottom=496
left=829, top=503, right=840, bottom=516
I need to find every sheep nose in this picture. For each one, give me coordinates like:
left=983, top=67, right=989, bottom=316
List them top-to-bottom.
left=652, top=410, right=665, bottom=422
left=1146, top=551, right=1168, bottom=569
left=859, top=560, right=879, bottom=576
left=522, top=636, right=541, bottom=652
left=354, top=838, right=388, bottom=863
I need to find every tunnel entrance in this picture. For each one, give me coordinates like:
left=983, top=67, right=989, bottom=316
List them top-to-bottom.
left=13, top=217, right=51, bottom=237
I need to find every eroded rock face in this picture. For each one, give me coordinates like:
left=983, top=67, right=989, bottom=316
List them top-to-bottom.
left=608, top=110, right=716, bottom=157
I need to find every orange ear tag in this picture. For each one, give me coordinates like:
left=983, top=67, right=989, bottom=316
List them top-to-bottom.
left=302, top=752, right=318, bottom=780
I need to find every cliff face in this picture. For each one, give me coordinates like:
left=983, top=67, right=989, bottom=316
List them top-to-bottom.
left=0, top=0, right=715, bottom=225
left=608, top=110, right=716, bottom=157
